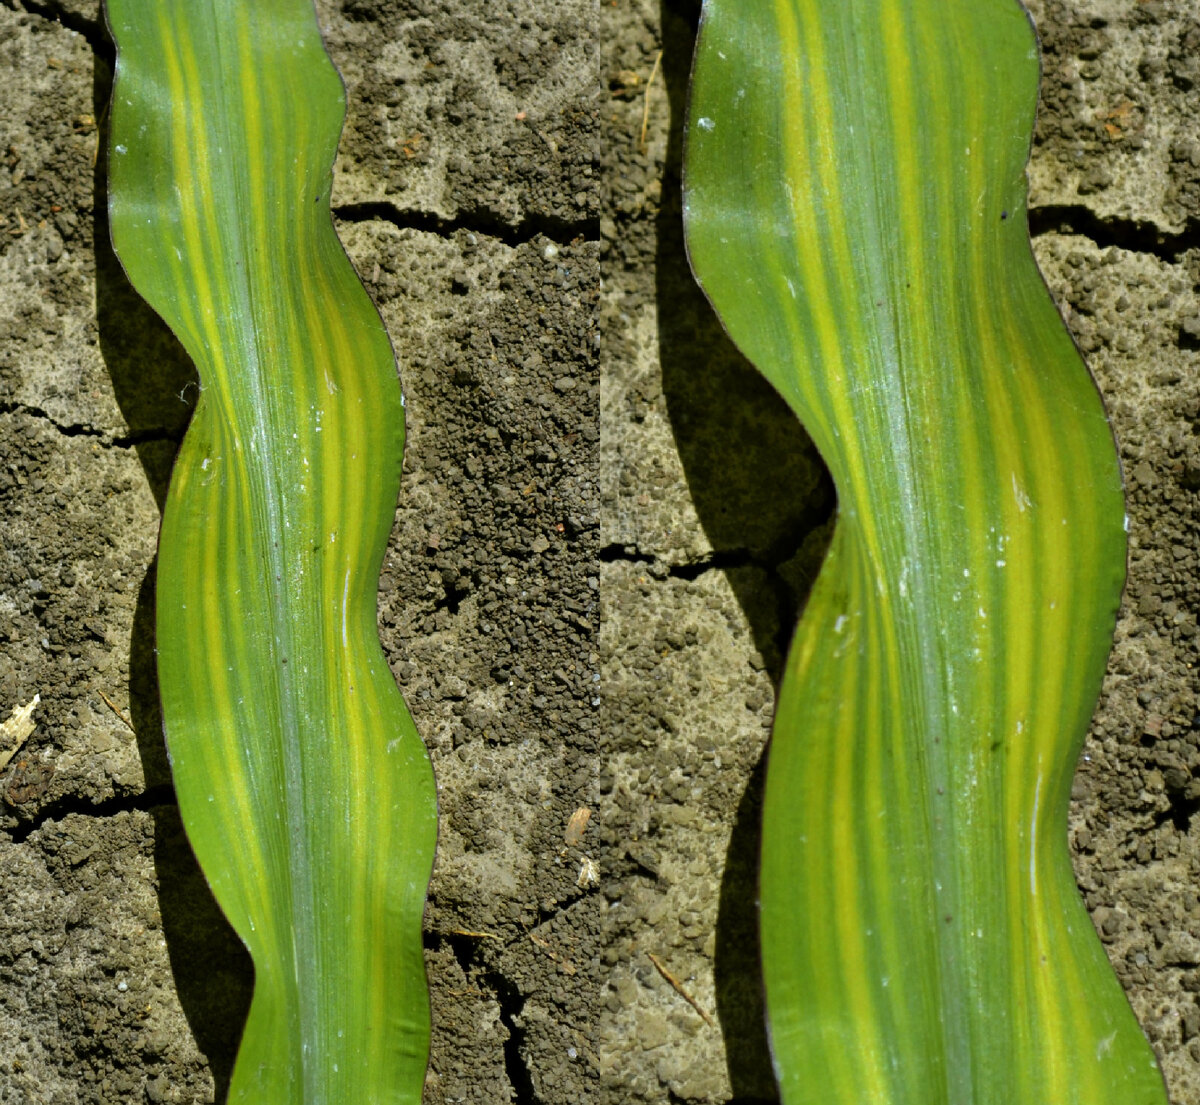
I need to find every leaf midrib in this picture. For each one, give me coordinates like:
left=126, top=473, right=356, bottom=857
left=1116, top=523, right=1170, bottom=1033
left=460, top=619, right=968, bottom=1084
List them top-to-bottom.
left=191, top=4, right=321, bottom=1079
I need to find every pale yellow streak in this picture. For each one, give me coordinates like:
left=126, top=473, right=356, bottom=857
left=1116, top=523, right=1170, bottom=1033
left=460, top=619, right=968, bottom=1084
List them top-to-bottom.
left=779, top=0, right=887, bottom=585
left=781, top=4, right=892, bottom=1099
left=159, top=13, right=276, bottom=951
left=159, top=15, right=231, bottom=405
left=951, top=41, right=1047, bottom=1102
left=1003, top=300, right=1076, bottom=1097
left=191, top=452, right=267, bottom=927
left=860, top=555, right=905, bottom=1086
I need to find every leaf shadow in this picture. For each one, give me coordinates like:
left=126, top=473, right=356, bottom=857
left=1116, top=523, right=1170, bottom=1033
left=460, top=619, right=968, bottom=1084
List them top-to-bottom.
left=655, top=2, right=834, bottom=1099
left=92, top=41, right=252, bottom=1103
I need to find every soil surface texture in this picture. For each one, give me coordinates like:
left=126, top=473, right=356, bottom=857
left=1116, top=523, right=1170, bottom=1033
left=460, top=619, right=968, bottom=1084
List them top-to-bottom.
left=3, top=0, right=1200, bottom=1103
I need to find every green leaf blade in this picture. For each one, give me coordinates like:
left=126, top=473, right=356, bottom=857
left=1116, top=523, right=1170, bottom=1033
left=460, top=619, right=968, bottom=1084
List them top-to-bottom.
left=106, top=2, right=435, bottom=1100
left=685, top=2, right=1168, bottom=1103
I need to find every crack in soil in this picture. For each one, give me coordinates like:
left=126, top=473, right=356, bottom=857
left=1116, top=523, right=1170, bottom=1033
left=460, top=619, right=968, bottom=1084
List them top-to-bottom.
left=8, top=0, right=113, bottom=60
left=605, top=194, right=1200, bottom=265
left=334, top=200, right=597, bottom=249
left=1028, top=204, right=1200, bottom=262
left=0, top=400, right=180, bottom=448
left=599, top=530, right=823, bottom=579
left=600, top=543, right=804, bottom=670
left=599, top=544, right=757, bottom=577
left=3, top=782, right=176, bottom=845
left=1152, top=789, right=1200, bottom=834
left=433, top=929, right=544, bottom=1102
left=485, top=968, right=542, bottom=1105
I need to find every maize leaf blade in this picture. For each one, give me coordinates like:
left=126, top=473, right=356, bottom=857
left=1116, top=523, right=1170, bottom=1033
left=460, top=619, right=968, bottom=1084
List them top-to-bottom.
left=105, top=1, right=436, bottom=1100
left=684, top=1, right=1169, bottom=1102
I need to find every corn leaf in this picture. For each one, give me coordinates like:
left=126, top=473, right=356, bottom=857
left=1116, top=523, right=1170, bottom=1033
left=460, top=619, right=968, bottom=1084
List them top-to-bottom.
left=105, top=2, right=436, bottom=1100
left=684, top=2, right=1169, bottom=1103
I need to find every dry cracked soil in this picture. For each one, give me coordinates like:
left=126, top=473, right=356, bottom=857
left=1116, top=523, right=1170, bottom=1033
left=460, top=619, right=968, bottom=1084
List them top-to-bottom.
left=2, top=0, right=1200, bottom=1103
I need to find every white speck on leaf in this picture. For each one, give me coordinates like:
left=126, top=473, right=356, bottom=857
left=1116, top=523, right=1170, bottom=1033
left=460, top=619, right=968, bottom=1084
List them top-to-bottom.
left=1011, top=472, right=1033, bottom=512
left=341, top=569, right=351, bottom=648
left=1030, top=769, right=1042, bottom=898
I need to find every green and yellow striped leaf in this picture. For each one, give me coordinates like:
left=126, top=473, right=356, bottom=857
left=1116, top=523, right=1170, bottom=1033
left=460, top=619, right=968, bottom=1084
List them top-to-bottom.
left=106, top=2, right=435, bottom=1100
left=684, top=2, right=1168, bottom=1102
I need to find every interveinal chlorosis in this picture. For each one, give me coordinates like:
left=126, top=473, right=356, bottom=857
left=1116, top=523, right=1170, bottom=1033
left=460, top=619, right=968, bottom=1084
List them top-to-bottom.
left=106, top=1, right=436, bottom=1100
left=684, top=2, right=1169, bottom=1103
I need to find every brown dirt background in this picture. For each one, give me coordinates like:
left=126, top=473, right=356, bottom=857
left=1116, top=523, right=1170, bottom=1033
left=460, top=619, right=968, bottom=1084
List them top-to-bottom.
left=2, top=0, right=1200, bottom=1103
